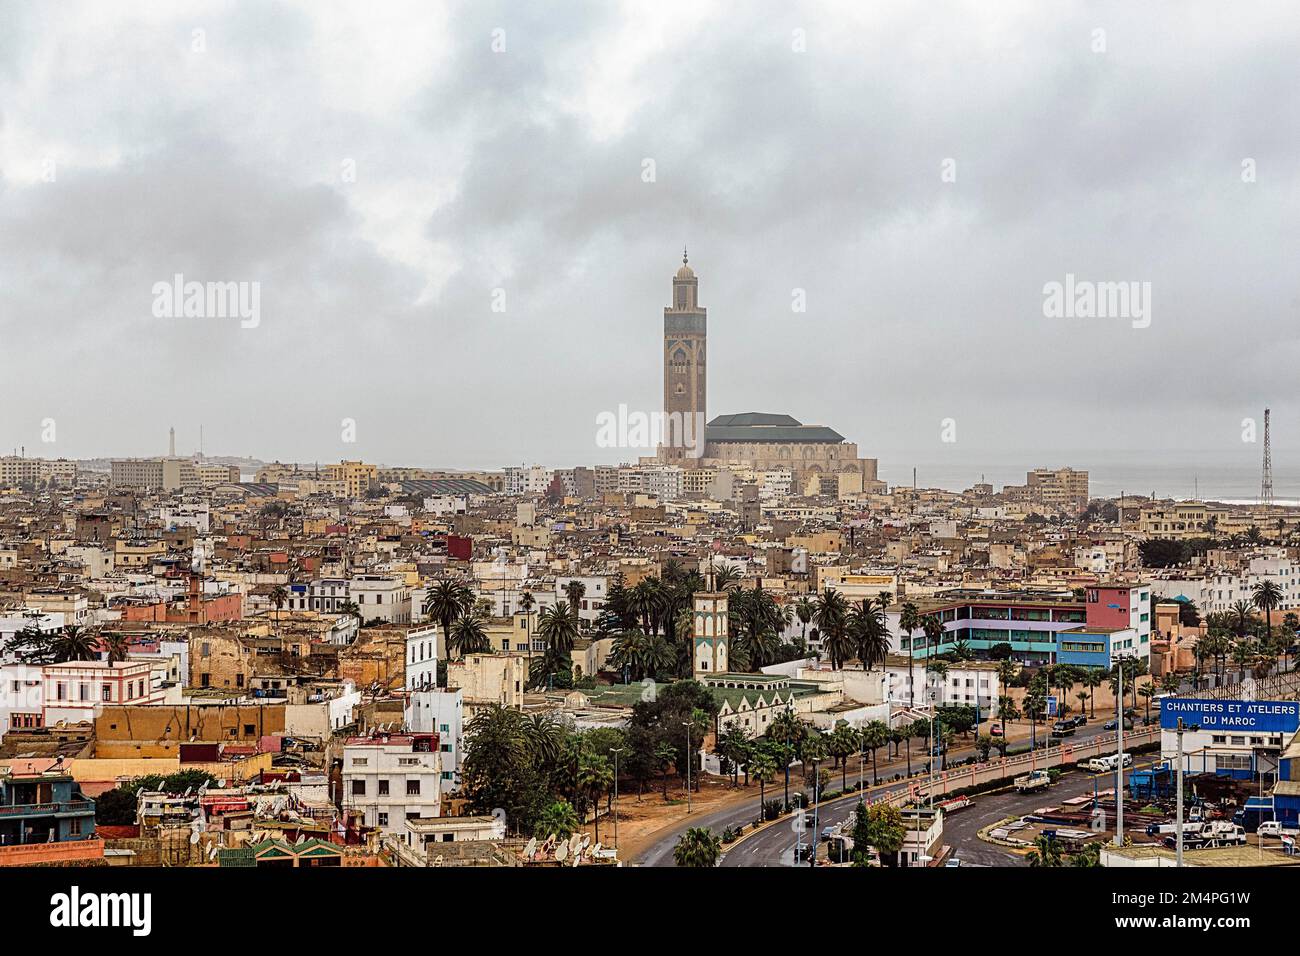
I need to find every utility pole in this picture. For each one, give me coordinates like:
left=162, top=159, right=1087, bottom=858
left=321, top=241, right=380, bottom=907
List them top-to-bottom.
left=1114, top=662, right=1125, bottom=847
left=1175, top=718, right=1186, bottom=866
left=683, top=722, right=692, bottom=814
left=609, top=747, right=624, bottom=854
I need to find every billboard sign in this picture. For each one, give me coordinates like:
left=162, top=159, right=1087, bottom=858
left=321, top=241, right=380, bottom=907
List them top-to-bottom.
left=1159, top=698, right=1300, bottom=733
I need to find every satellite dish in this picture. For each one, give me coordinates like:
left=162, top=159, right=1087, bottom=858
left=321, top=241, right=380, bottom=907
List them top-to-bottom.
left=523, top=837, right=538, bottom=860
left=554, top=841, right=568, bottom=861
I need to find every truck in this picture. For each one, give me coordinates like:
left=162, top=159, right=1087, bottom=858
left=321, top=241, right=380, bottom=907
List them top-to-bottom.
left=1086, top=753, right=1133, bottom=773
left=1014, top=770, right=1051, bottom=793
left=1164, top=821, right=1246, bottom=849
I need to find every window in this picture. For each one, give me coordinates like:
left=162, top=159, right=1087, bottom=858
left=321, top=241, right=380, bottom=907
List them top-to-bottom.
left=56, top=682, right=67, bottom=700
left=79, top=684, right=89, bottom=701
left=102, top=684, right=112, bottom=701
left=244, top=724, right=255, bottom=736
left=352, top=757, right=368, bottom=767
left=351, top=780, right=366, bottom=796
left=378, top=780, right=390, bottom=796
left=406, top=780, right=421, bottom=796
left=378, top=813, right=388, bottom=827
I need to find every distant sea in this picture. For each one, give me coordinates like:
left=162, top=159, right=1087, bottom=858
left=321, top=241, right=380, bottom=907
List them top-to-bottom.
left=878, top=449, right=1293, bottom=503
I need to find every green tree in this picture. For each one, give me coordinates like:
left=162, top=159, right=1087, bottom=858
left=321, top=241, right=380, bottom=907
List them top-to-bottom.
left=535, top=800, right=580, bottom=840
left=673, top=826, right=722, bottom=867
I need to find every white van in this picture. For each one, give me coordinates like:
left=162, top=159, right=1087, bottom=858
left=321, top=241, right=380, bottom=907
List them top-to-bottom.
left=1087, top=753, right=1133, bottom=772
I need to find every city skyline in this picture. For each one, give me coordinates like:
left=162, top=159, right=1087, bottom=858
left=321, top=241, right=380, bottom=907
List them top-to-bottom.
left=3, top=1, right=1298, bottom=474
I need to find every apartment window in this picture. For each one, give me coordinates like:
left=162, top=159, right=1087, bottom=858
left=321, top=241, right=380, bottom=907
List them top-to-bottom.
left=201, top=642, right=211, bottom=657
left=201, top=673, right=210, bottom=688
left=56, top=682, right=67, bottom=700
left=79, top=684, right=89, bottom=701
left=102, top=684, right=112, bottom=701
left=244, top=724, right=255, bottom=736
left=352, top=757, right=368, bottom=767
left=351, top=780, right=366, bottom=796
left=378, top=780, right=390, bottom=796
left=406, top=780, right=421, bottom=796
left=378, top=813, right=388, bottom=827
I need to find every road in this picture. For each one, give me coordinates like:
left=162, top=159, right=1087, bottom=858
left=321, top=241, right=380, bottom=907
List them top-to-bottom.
left=638, top=719, right=1122, bottom=867
left=720, top=752, right=1157, bottom=868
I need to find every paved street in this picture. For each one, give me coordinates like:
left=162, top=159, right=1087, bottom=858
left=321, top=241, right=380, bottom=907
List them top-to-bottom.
left=638, top=719, right=1126, bottom=866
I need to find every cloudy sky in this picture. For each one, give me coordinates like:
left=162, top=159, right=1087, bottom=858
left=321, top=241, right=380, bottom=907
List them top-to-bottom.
left=2, top=0, right=1298, bottom=494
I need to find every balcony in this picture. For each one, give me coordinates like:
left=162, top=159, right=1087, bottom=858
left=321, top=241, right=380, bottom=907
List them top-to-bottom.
left=0, top=800, right=94, bottom=817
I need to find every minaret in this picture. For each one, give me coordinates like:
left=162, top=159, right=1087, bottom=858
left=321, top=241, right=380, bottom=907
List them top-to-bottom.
left=662, top=249, right=707, bottom=463
left=169, top=427, right=176, bottom=458
left=692, top=567, right=729, bottom=678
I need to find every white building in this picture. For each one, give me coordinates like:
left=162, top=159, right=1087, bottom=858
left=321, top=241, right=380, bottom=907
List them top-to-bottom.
left=349, top=574, right=412, bottom=624
left=555, top=575, right=608, bottom=626
left=405, top=623, right=441, bottom=691
left=404, top=687, right=463, bottom=795
left=342, top=732, right=443, bottom=843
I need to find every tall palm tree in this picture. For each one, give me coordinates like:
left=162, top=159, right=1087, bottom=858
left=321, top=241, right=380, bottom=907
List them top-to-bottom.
left=424, top=579, right=473, bottom=656
left=563, top=580, right=587, bottom=622
left=1252, top=580, right=1283, bottom=643
left=268, top=584, right=289, bottom=630
left=814, top=588, right=851, bottom=668
left=519, top=590, right=537, bottom=660
left=795, top=596, right=816, bottom=650
left=849, top=599, right=889, bottom=671
left=898, top=602, right=920, bottom=707
left=538, top=603, right=579, bottom=654
left=448, top=611, right=492, bottom=658
left=920, top=614, right=945, bottom=697
left=51, top=625, right=98, bottom=663
left=101, top=631, right=130, bottom=663
left=861, top=720, right=889, bottom=786
left=750, top=751, right=777, bottom=825
left=673, top=827, right=722, bottom=867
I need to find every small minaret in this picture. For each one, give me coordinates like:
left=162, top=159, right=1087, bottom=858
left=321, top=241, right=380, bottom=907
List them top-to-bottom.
left=169, top=427, right=176, bottom=458
left=692, top=573, right=729, bottom=678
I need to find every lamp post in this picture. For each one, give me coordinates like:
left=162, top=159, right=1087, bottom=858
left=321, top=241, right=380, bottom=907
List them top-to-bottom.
left=1114, top=661, right=1125, bottom=847
left=1174, top=718, right=1198, bottom=867
left=682, top=721, right=692, bottom=814
left=610, top=746, right=624, bottom=853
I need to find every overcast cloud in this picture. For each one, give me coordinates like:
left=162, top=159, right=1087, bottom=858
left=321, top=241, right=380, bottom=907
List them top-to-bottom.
left=2, top=0, right=1298, bottom=492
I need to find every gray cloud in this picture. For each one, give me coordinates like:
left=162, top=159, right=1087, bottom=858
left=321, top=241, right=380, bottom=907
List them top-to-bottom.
left=1, top=0, right=1298, bottom=492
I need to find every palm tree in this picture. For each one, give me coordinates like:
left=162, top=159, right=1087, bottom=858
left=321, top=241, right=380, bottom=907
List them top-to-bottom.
left=424, top=579, right=473, bottom=656
left=563, top=580, right=587, bottom=623
left=1252, top=580, right=1283, bottom=643
left=268, top=584, right=289, bottom=629
left=814, top=588, right=851, bottom=668
left=519, top=590, right=537, bottom=661
left=795, top=596, right=816, bottom=647
left=338, top=599, right=362, bottom=624
left=849, top=599, right=890, bottom=671
left=1231, top=600, right=1255, bottom=639
left=898, top=601, right=920, bottom=706
left=538, top=603, right=579, bottom=655
left=448, top=610, right=492, bottom=658
left=920, top=614, right=945, bottom=689
left=51, top=625, right=97, bottom=663
left=101, top=631, right=130, bottom=663
left=994, top=658, right=1019, bottom=719
left=1083, top=667, right=1104, bottom=717
left=861, top=720, right=889, bottom=786
left=827, top=722, right=860, bottom=790
left=715, top=725, right=753, bottom=788
left=750, top=751, right=777, bottom=825
left=576, top=754, right=613, bottom=842
left=535, top=800, right=580, bottom=839
left=673, top=827, right=722, bottom=867
left=1027, top=834, right=1064, bottom=867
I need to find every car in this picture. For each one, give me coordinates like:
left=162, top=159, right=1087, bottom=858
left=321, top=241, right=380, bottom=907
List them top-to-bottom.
left=1072, top=714, right=1088, bottom=727
left=1103, top=718, right=1134, bottom=731
left=989, top=724, right=1003, bottom=736
left=944, top=857, right=962, bottom=867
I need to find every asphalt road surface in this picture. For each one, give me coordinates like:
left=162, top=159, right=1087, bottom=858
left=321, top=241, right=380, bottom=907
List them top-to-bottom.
left=638, top=719, right=1124, bottom=867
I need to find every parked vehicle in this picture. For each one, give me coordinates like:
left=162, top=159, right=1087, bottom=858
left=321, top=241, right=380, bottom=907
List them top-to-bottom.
left=1103, top=718, right=1134, bottom=731
left=1050, top=722, right=1076, bottom=739
left=989, top=724, right=1003, bottom=736
left=1086, top=753, right=1133, bottom=773
left=1014, top=770, right=1051, bottom=793
left=1164, top=821, right=1245, bottom=849
left=1256, top=821, right=1300, bottom=839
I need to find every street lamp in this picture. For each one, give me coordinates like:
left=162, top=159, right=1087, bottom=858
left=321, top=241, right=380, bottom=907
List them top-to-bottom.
left=1173, top=718, right=1198, bottom=866
left=682, top=721, right=692, bottom=814
left=610, top=746, right=624, bottom=854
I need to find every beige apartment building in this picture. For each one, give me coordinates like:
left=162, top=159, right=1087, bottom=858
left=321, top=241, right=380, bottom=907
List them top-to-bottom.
left=0, top=457, right=77, bottom=486
left=327, top=460, right=379, bottom=498
left=1026, top=467, right=1090, bottom=513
